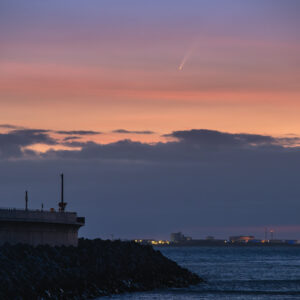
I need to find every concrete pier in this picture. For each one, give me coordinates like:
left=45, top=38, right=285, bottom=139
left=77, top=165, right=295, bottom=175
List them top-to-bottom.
left=0, top=208, right=85, bottom=246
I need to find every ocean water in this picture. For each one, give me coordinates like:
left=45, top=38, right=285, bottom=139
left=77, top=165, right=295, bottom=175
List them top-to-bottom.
left=103, top=246, right=300, bottom=299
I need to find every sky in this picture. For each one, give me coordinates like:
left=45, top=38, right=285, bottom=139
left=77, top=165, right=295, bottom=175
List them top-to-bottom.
left=0, top=0, right=300, bottom=239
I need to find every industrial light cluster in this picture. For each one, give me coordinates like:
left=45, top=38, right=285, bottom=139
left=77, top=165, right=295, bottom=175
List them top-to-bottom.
left=133, top=233, right=300, bottom=247
left=134, top=239, right=170, bottom=245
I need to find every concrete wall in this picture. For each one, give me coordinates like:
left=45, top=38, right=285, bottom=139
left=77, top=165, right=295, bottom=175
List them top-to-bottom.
left=0, top=209, right=84, bottom=246
left=0, top=221, right=80, bottom=246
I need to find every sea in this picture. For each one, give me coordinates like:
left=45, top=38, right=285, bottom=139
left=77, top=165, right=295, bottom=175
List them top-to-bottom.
left=102, top=246, right=300, bottom=299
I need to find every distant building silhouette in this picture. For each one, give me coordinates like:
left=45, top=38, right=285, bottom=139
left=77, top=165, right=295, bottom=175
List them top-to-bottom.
left=170, top=232, right=191, bottom=243
left=229, top=235, right=254, bottom=243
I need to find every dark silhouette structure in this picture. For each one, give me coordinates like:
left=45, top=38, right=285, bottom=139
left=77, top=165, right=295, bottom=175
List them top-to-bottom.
left=0, top=174, right=85, bottom=246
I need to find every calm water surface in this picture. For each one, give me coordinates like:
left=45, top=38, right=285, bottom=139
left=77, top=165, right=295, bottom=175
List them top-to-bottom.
left=103, top=246, right=300, bottom=299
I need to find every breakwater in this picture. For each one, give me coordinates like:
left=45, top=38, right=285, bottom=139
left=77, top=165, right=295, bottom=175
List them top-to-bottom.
left=0, top=239, right=202, bottom=299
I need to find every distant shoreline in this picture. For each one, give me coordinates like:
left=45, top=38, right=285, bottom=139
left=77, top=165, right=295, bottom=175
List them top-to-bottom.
left=154, top=243, right=300, bottom=247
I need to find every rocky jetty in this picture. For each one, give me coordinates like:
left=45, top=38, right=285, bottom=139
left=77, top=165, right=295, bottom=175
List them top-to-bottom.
left=0, top=238, right=202, bottom=299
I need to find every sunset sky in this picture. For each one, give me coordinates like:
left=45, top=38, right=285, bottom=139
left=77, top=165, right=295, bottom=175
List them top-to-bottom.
left=1, top=0, right=300, bottom=141
left=1, top=1, right=300, bottom=239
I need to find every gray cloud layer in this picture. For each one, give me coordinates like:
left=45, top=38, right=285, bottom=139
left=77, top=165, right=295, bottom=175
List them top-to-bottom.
left=0, top=124, right=22, bottom=129
left=0, top=127, right=299, bottom=160
left=0, top=129, right=56, bottom=158
left=55, top=129, right=300, bottom=162
left=113, top=129, right=154, bottom=135
left=167, top=129, right=276, bottom=147
left=56, top=130, right=101, bottom=135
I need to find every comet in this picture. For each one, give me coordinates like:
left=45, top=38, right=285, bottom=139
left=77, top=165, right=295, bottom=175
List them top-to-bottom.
left=178, top=41, right=198, bottom=71
left=178, top=54, right=189, bottom=70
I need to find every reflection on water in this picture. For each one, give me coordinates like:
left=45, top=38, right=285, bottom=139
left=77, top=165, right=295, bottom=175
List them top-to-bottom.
left=102, top=246, right=300, bottom=299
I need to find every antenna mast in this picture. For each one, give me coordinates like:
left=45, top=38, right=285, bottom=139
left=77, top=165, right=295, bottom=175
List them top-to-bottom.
left=59, top=173, right=67, bottom=212
left=25, top=190, right=28, bottom=211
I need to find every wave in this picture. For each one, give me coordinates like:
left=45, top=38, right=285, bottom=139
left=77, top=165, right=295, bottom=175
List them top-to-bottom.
left=167, top=279, right=300, bottom=296
left=205, top=279, right=300, bottom=284
left=170, top=288, right=300, bottom=296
